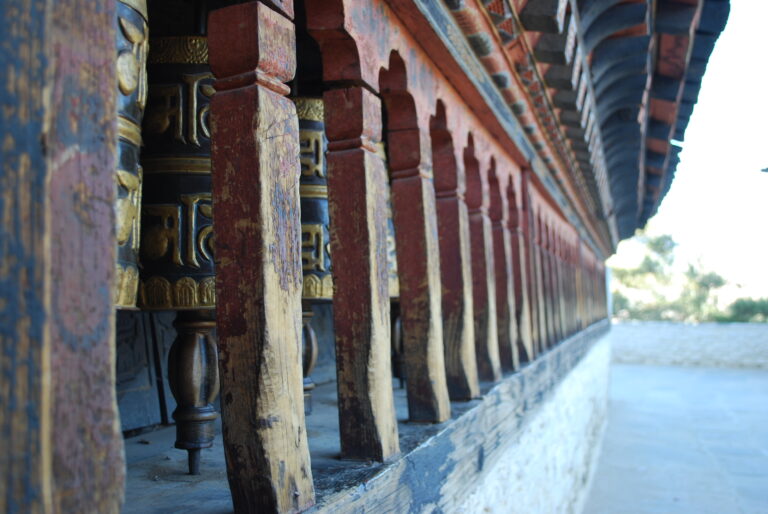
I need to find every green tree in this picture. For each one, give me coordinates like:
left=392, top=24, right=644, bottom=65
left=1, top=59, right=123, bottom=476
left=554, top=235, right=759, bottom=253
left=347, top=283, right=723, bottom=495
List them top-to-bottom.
left=610, top=233, right=726, bottom=321
left=676, top=266, right=726, bottom=321
left=714, top=298, right=768, bottom=322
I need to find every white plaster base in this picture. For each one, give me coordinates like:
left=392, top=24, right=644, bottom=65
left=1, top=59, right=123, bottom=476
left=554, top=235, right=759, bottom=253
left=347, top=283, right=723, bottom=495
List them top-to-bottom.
left=457, top=334, right=611, bottom=514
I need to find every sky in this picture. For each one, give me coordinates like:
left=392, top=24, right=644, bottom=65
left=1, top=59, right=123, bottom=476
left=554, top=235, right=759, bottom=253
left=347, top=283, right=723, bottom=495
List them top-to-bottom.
left=607, top=0, right=768, bottom=303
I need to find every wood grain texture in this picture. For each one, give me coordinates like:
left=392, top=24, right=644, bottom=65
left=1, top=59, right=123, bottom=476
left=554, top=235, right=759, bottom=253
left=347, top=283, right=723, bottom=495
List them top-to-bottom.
left=46, top=0, right=125, bottom=511
left=1, top=1, right=51, bottom=511
left=2, top=2, right=125, bottom=510
left=209, top=3, right=315, bottom=512
left=382, top=76, right=451, bottom=422
left=324, top=86, right=400, bottom=461
left=432, top=115, right=479, bottom=399
left=465, top=149, right=501, bottom=383
left=389, top=169, right=451, bottom=421
left=520, top=170, right=541, bottom=358
left=489, top=171, right=518, bottom=371
left=507, top=181, right=534, bottom=364
left=435, top=195, right=480, bottom=400
left=469, top=210, right=501, bottom=382
left=543, top=228, right=558, bottom=347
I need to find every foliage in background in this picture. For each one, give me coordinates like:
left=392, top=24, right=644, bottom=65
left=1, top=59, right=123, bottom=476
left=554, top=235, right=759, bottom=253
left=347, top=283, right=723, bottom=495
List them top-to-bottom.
left=610, top=233, right=764, bottom=322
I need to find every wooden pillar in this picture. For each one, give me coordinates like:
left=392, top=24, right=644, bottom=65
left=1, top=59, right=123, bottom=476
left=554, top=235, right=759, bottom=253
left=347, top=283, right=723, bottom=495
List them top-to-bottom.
left=1, top=0, right=125, bottom=511
left=304, top=0, right=400, bottom=462
left=208, top=3, right=314, bottom=511
left=383, top=84, right=451, bottom=422
left=324, top=87, right=400, bottom=460
left=431, top=106, right=480, bottom=400
left=465, top=146, right=501, bottom=382
left=489, top=169, right=518, bottom=371
left=520, top=169, right=540, bottom=358
left=507, top=182, right=534, bottom=364
left=532, top=212, right=550, bottom=351
left=544, top=225, right=561, bottom=344
left=555, top=234, right=570, bottom=338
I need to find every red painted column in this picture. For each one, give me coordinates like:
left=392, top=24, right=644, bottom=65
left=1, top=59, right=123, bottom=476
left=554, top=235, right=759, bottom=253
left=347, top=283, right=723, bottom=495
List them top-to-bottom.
left=47, top=1, right=125, bottom=510
left=305, top=1, right=401, bottom=462
left=209, top=3, right=314, bottom=511
left=382, top=79, right=451, bottom=423
left=324, top=87, right=400, bottom=459
left=432, top=112, right=480, bottom=400
left=466, top=148, right=501, bottom=381
left=520, top=169, right=540, bottom=358
left=489, top=171, right=518, bottom=371
left=507, top=183, right=534, bottom=363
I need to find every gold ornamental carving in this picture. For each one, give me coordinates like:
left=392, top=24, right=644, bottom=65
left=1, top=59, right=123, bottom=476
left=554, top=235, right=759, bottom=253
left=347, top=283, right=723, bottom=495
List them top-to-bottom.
left=114, top=0, right=148, bottom=308
left=148, top=36, right=209, bottom=65
left=294, top=97, right=324, bottom=122
left=302, top=274, right=334, bottom=299
left=140, top=276, right=216, bottom=310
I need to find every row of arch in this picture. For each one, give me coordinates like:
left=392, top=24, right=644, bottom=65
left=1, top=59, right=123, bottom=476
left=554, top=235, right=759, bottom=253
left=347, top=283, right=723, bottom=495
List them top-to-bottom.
left=207, top=1, right=613, bottom=508
left=356, top=48, right=610, bottom=429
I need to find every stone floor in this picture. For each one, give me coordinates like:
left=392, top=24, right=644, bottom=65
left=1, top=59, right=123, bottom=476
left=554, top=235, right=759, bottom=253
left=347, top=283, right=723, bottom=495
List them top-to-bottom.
left=584, top=363, right=768, bottom=514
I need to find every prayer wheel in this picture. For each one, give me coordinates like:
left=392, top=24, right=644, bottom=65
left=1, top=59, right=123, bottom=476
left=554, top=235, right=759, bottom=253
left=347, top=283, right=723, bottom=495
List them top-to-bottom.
left=114, top=0, right=149, bottom=309
left=139, top=24, right=219, bottom=475
left=294, top=97, right=326, bottom=414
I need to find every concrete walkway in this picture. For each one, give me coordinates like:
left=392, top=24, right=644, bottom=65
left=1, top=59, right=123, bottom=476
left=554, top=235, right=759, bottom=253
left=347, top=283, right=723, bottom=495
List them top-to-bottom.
left=584, top=363, right=768, bottom=514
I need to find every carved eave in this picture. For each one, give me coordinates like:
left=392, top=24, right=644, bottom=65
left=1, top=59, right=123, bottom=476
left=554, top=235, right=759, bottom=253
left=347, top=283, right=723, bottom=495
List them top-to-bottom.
left=513, top=0, right=727, bottom=245
left=514, top=0, right=620, bottom=249
left=638, top=0, right=729, bottom=228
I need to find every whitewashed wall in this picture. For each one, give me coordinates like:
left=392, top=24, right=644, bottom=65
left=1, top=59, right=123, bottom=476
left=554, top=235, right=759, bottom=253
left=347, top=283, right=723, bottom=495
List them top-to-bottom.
left=457, top=335, right=611, bottom=514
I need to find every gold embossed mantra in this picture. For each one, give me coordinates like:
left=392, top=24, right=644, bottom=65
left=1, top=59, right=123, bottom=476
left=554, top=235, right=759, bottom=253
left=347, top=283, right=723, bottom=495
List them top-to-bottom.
left=138, top=4, right=218, bottom=475
left=293, top=97, right=330, bottom=413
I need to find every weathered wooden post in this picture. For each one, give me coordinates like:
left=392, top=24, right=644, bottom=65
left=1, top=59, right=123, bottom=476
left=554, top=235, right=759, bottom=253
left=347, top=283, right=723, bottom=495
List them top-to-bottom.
left=1, top=0, right=126, bottom=510
left=306, top=0, right=401, bottom=460
left=209, top=2, right=315, bottom=510
left=381, top=53, right=451, bottom=423
left=431, top=103, right=480, bottom=400
left=465, top=142, right=502, bottom=382
left=489, top=167, right=519, bottom=371
left=507, top=179, right=534, bottom=363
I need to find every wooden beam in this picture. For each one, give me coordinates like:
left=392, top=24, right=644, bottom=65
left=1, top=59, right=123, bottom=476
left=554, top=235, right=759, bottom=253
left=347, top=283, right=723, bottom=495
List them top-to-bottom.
left=1, top=0, right=126, bottom=511
left=49, top=0, right=125, bottom=510
left=1, top=1, right=52, bottom=511
left=209, top=3, right=314, bottom=511
left=382, top=79, right=450, bottom=422
left=324, top=86, right=400, bottom=461
left=431, top=118, right=480, bottom=401
left=465, top=148, right=501, bottom=382
left=520, top=170, right=543, bottom=357
left=489, top=171, right=518, bottom=371
left=506, top=181, right=534, bottom=363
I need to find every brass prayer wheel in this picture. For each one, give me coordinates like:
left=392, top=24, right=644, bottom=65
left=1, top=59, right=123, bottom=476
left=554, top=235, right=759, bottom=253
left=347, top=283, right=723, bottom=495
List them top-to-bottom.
left=114, top=0, right=148, bottom=308
left=139, top=29, right=218, bottom=475
left=139, top=35, right=214, bottom=310
left=295, top=97, right=327, bottom=413
left=296, top=97, right=333, bottom=301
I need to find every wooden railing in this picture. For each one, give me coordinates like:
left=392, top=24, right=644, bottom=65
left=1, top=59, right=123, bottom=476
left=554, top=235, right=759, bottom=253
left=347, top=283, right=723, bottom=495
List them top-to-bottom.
left=0, top=0, right=609, bottom=512
left=204, top=1, right=609, bottom=511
